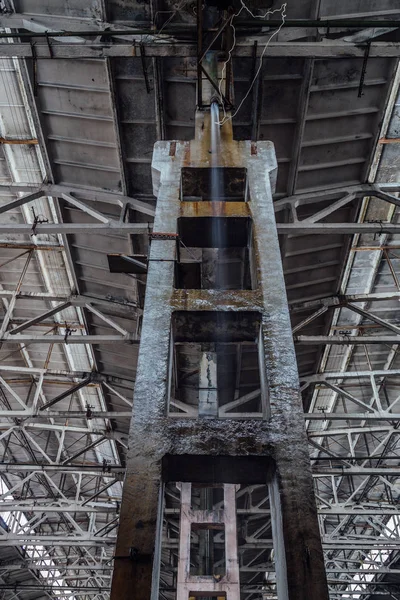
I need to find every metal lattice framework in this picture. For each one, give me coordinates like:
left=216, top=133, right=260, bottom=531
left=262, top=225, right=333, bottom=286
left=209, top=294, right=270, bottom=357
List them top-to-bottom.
left=0, top=1, right=399, bottom=599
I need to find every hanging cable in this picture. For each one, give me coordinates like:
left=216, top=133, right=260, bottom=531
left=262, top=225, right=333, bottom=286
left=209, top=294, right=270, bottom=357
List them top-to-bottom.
left=216, top=1, right=287, bottom=126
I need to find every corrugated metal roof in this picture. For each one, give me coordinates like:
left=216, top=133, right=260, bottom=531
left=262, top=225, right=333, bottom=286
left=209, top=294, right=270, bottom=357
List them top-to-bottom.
left=0, top=0, right=400, bottom=598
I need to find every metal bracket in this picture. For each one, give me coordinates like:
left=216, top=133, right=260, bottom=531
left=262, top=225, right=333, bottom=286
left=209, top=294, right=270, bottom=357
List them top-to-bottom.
left=45, top=31, right=53, bottom=58
left=358, top=41, right=371, bottom=97
left=140, top=43, right=151, bottom=94
left=30, top=207, right=48, bottom=236
left=63, top=322, right=77, bottom=343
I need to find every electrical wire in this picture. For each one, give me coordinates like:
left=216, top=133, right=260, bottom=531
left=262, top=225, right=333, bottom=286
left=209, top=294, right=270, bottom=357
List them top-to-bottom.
left=147, top=0, right=193, bottom=45
left=216, top=1, right=287, bottom=126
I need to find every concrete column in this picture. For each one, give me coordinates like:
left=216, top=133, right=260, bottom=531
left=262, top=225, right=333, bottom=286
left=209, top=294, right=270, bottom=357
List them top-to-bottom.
left=111, top=120, right=329, bottom=600
left=110, top=141, right=185, bottom=600
left=244, top=141, right=329, bottom=600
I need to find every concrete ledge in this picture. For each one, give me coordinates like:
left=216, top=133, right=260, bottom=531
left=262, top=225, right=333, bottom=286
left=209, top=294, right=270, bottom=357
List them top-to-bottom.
left=172, top=289, right=263, bottom=311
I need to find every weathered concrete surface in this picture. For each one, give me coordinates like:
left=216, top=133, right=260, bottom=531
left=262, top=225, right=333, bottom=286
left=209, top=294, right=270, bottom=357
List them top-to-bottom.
left=111, top=115, right=328, bottom=600
left=110, top=140, right=185, bottom=600
left=244, top=141, right=328, bottom=600
left=181, top=166, right=246, bottom=200
left=180, top=200, right=250, bottom=218
left=172, top=288, right=263, bottom=312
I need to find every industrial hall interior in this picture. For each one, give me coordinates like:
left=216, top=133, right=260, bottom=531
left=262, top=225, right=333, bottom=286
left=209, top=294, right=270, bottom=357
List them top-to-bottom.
left=2, top=0, right=400, bottom=599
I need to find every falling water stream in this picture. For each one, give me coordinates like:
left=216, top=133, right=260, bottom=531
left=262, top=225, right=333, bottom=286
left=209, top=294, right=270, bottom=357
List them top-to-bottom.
left=209, top=101, right=226, bottom=289
left=210, top=101, right=222, bottom=201
left=201, top=102, right=227, bottom=420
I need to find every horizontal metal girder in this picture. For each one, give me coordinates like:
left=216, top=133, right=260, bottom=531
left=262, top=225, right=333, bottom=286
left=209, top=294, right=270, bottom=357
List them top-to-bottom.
left=0, top=41, right=398, bottom=59
left=1, top=182, right=156, bottom=217
left=274, top=183, right=400, bottom=212
left=3, top=221, right=400, bottom=236
left=0, top=222, right=151, bottom=234
left=278, top=223, right=400, bottom=234
left=0, top=290, right=138, bottom=308
left=292, top=292, right=400, bottom=312
left=0, top=333, right=138, bottom=344
left=296, top=335, right=400, bottom=344
left=302, top=368, right=400, bottom=381
left=0, top=410, right=132, bottom=418
left=304, top=412, right=400, bottom=421
left=0, top=463, right=125, bottom=475
left=313, top=467, right=400, bottom=476
left=0, top=502, right=118, bottom=513
left=318, top=508, right=400, bottom=515
left=0, top=535, right=116, bottom=546
left=163, top=539, right=400, bottom=549
left=322, top=541, right=400, bottom=548
left=0, top=562, right=113, bottom=571
left=0, top=584, right=111, bottom=593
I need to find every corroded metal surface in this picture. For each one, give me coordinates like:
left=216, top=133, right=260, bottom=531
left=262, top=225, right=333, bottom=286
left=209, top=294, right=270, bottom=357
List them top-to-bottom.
left=181, top=167, right=246, bottom=200
left=180, top=200, right=250, bottom=217
left=172, top=288, right=263, bottom=311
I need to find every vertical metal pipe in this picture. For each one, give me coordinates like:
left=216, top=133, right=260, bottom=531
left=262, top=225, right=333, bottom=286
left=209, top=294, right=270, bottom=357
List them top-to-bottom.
left=197, top=0, right=203, bottom=108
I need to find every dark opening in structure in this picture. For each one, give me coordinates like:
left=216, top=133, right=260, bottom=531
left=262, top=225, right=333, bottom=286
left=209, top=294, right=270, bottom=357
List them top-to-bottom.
left=181, top=167, right=247, bottom=201
left=176, top=217, right=256, bottom=290
left=168, top=312, right=268, bottom=418
left=162, top=455, right=275, bottom=484
left=190, top=523, right=226, bottom=577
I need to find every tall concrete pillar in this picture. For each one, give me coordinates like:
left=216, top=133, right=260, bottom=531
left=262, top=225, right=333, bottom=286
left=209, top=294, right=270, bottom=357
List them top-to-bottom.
left=110, top=112, right=329, bottom=600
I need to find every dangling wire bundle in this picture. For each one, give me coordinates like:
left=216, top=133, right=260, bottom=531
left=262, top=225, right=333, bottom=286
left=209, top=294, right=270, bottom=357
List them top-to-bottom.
left=216, top=1, right=287, bottom=126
